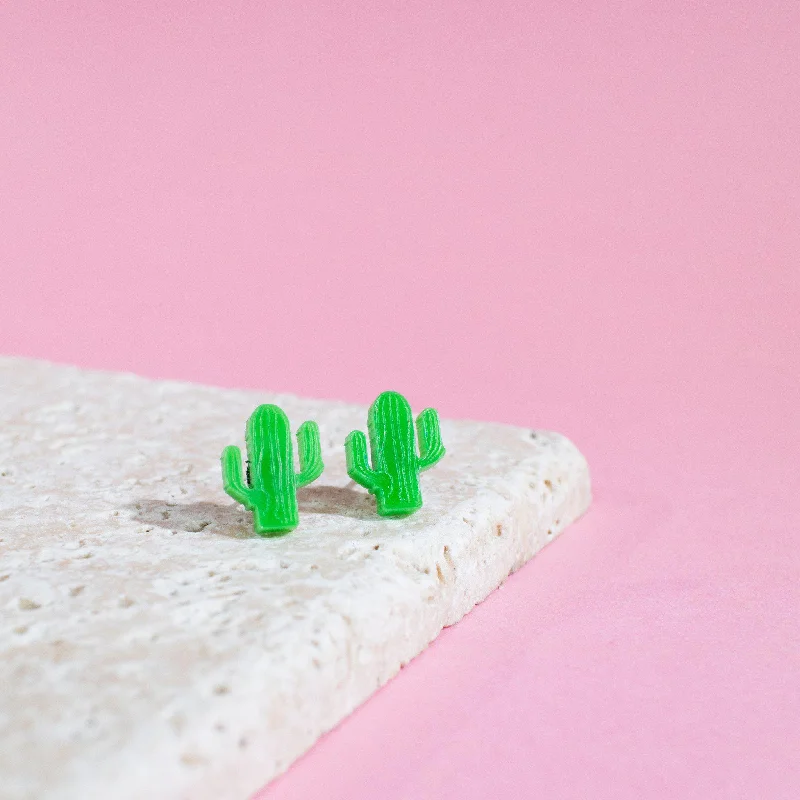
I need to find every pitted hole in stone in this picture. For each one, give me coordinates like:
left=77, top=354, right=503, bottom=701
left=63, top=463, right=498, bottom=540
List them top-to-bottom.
left=544, top=479, right=553, bottom=491
left=185, top=521, right=210, bottom=533
left=495, top=524, right=503, bottom=537
left=547, top=529, right=553, bottom=537
left=373, top=544, right=380, bottom=550
left=443, top=545, right=454, bottom=571
left=435, top=564, right=445, bottom=584
left=0, top=574, right=10, bottom=582
left=69, top=585, right=84, bottom=597
left=19, top=598, right=41, bottom=611
left=212, top=684, right=230, bottom=696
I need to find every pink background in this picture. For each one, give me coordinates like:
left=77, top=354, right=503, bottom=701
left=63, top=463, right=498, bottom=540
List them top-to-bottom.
left=1, top=2, right=798, bottom=798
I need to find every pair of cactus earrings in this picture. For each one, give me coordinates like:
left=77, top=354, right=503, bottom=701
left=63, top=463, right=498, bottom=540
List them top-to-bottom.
left=221, top=391, right=446, bottom=536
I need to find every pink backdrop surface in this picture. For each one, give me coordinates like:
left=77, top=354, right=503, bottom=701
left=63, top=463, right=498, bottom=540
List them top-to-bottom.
left=1, top=2, right=798, bottom=798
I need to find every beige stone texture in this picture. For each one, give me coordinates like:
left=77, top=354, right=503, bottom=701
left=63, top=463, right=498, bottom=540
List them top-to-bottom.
left=0, top=358, right=590, bottom=800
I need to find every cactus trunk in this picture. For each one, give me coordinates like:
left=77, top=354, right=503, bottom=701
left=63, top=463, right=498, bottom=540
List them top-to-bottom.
left=345, top=391, right=445, bottom=517
left=221, top=405, right=323, bottom=535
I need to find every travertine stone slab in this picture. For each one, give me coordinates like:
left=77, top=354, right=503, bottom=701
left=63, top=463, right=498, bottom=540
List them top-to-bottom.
left=0, top=358, right=591, bottom=800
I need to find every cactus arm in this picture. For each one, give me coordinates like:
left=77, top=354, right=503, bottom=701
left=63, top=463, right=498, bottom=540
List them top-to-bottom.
left=416, top=408, right=445, bottom=470
left=295, top=420, right=324, bottom=487
left=345, top=430, right=388, bottom=492
left=222, top=444, right=270, bottom=520
left=221, top=445, right=255, bottom=506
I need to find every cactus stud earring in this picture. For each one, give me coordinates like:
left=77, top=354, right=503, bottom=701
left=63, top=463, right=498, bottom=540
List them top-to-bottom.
left=345, top=391, right=445, bottom=517
left=221, top=405, right=324, bottom=535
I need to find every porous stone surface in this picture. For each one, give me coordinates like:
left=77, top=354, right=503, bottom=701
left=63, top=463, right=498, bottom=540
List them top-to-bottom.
left=0, top=358, right=591, bottom=800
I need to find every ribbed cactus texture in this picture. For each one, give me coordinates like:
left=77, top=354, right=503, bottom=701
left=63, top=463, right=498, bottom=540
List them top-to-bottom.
left=345, top=391, right=445, bottom=516
left=221, top=404, right=323, bottom=535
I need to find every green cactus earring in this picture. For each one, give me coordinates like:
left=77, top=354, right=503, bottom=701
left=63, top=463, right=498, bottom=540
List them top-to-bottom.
left=345, top=391, right=445, bottom=517
left=221, top=405, right=323, bottom=536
